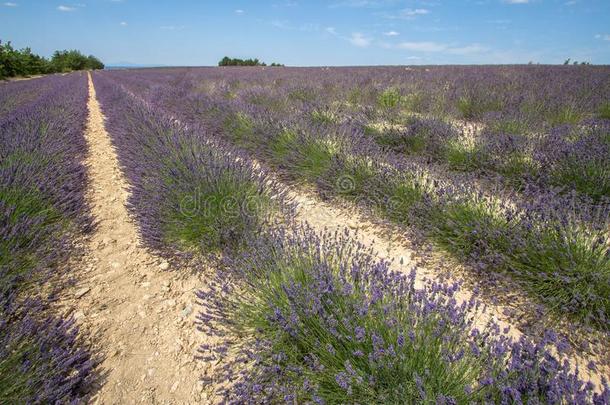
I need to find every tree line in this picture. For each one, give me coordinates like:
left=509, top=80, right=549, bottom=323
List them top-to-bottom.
left=0, top=40, right=104, bottom=79
left=218, top=56, right=284, bottom=67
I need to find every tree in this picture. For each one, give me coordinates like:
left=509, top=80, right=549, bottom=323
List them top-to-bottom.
left=0, top=39, right=104, bottom=79
left=218, top=56, right=281, bottom=67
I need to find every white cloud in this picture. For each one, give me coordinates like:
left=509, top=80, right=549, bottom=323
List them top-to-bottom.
left=330, top=0, right=396, bottom=8
left=504, top=0, right=530, bottom=3
left=3, top=2, right=17, bottom=6
left=57, top=5, right=76, bottom=11
left=383, top=8, right=430, bottom=20
left=402, top=8, right=429, bottom=16
left=235, top=9, right=244, bottom=14
left=271, top=20, right=290, bottom=29
left=120, top=21, right=128, bottom=26
left=325, top=26, right=338, bottom=35
left=383, top=30, right=399, bottom=36
left=349, top=32, right=371, bottom=47
left=595, top=34, right=610, bottom=41
left=395, top=41, right=487, bottom=54
left=396, top=41, right=446, bottom=52
left=447, top=44, right=488, bottom=55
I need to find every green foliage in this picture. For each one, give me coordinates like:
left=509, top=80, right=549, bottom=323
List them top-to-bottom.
left=0, top=40, right=103, bottom=79
left=50, top=50, right=103, bottom=72
left=218, top=56, right=283, bottom=67
left=377, top=87, right=402, bottom=109
left=288, top=88, right=316, bottom=102
left=402, top=92, right=424, bottom=113
left=456, top=96, right=503, bottom=120
left=598, top=102, right=610, bottom=120
left=547, top=106, right=582, bottom=125
left=311, top=108, right=338, bottom=124
left=223, top=112, right=255, bottom=147
left=488, top=120, right=528, bottom=135
left=377, top=128, right=428, bottom=155
left=270, top=130, right=298, bottom=164
left=292, top=138, right=337, bottom=182
left=443, top=140, right=485, bottom=171
left=496, top=152, right=536, bottom=183
left=550, top=157, right=610, bottom=201
left=163, top=173, right=273, bottom=253
left=378, top=179, right=424, bottom=224
left=0, top=186, right=64, bottom=294
left=429, top=199, right=511, bottom=260
left=512, top=221, right=610, bottom=325
left=228, top=232, right=489, bottom=404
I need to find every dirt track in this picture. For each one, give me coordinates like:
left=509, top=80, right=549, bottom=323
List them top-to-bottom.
left=58, top=73, right=214, bottom=404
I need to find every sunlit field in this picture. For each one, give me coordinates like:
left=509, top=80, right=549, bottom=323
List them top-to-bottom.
left=2, top=64, right=609, bottom=403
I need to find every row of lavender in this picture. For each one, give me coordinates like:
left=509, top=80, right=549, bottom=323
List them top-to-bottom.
left=89, top=65, right=610, bottom=129
left=166, top=66, right=609, bottom=201
left=100, top=67, right=610, bottom=332
left=93, top=71, right=608, bottom=403
left=0, top=73, right=94, bottom=402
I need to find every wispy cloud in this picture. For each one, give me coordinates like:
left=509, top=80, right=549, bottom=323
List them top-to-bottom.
left=273, top=0, right=297, bottom=7
left=330, top=0, right=397, bottom=8
left=504, top=0, right=530, bottom=4
left=3, top=2, right=17, bottom=7
left=57, top=5, right=76, bottom=11
left=383, top=8, right=430, bottom=20
left=235, top=9, right=244, bottom=14
left=270, top=19, right=320, bottom=32
left=271, top=19, right=290, bottom=29
left=120, top=21, right=128, bottom=26
left=160, top=25, right=186, bottom=30
left=325, top=26, right=338, bottom=35
left=383, top=30, right=399, bottom=36
left=349, top=32, right=371, bottom=47
left=595, top=34, right=610, bottom=41
left=395, top=41, right=487, bottom=54
left=396, top=41, right=446, bottom=52
left=447, top=44, right=488, bottom=55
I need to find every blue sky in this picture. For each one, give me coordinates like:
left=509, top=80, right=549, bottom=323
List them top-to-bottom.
left=1, top=0, right=609, bottom=66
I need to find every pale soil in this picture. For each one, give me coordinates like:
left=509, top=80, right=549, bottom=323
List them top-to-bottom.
left=56, top=74, right=217, bottom=404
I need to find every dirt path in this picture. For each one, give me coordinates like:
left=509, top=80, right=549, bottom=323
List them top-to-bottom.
left=58, top=73, right=214, bottom=404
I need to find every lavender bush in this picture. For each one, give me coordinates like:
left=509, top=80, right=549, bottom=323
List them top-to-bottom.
left=95, top=67, right=610, bottom=330
left=0, top=73, right=94, bottom=402
left=1, top=73, right=91, bottom=294
left=92, top=73, right=291, bottom=256
left=198, top=226, right=609, bottom=404
left=0, top=296, right=95, bottom=403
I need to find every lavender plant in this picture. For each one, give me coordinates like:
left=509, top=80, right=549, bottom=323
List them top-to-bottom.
left=97, top=68, right=610, bottom=328
left=0, top=73, right=94, bottom=402
left=1, top=73, right=90, bottom=294
left=92, top=74, right=291, bottom=255
left=198, top=226, right=609, bottom=404
left=0, top=296, right=95, bottom=403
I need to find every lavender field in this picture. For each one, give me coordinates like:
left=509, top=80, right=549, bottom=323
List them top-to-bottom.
left=1, top=65, right=610, bottom=403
